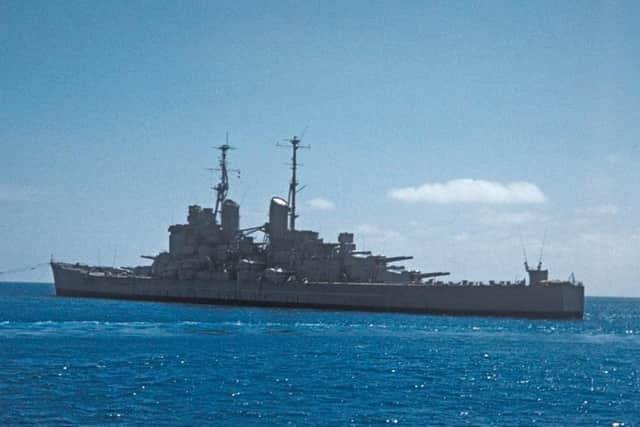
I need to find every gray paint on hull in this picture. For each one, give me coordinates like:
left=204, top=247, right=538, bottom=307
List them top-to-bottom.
left=52, top=263, right=584, bottom=319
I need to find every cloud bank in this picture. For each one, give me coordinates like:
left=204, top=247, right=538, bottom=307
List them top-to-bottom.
left=388, top=179, right=546, bottom=204
left=306, top=197, right=335, bottom=210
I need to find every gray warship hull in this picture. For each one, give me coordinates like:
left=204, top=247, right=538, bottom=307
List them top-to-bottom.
left=52, top=263, right=584, bottom=319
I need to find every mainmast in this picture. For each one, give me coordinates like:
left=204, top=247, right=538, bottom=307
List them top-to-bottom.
left=212, top=134, right=238, bottom=223
left=280, top=135, right=309, bottom=231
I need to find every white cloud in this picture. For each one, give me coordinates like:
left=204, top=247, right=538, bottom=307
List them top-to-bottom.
left=605, top=154, right=620, bottom=164
left=388, top=179, right=546, bottom=204
left=306, top=197, right=335, bottom=211
left=578, top=204, right=620, bottom=216
left=480, top=210, right=541, bottom=226
left=355, top=223, right=403, bottom=241
left=355, top=224, right=378, bottom=234
left=453, top=232, right=469, bottom=242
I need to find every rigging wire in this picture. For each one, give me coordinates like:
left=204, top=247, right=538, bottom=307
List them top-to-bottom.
left=538, top=228, right=547, bottom=267
left=518, top=231, right=528, bottom=265
left=0, top=262, right=50, bottom=276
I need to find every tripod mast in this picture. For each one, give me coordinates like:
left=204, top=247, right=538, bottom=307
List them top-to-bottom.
left=213, top=134, right=238, bottom=223
left=283, top=136, right=309, bottom=231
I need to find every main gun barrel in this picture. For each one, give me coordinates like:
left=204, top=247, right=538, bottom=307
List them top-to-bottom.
left=376, top=256, right=413, bottom=263
left=418, top=271, right=450, bottom=279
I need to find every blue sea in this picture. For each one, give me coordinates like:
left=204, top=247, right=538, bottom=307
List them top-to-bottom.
left=0, top=283, right=638, bottom=426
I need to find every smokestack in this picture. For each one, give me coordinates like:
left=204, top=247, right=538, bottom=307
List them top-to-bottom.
left=269, top=197, right=288, bottom=238
left=221, top=199, right=239, bottom=241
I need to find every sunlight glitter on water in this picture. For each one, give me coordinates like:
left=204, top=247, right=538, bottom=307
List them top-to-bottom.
left=0, top=284, right=639, bottom=425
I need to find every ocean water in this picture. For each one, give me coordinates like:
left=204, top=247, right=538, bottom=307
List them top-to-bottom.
left=0, top=283, right=638, bottom=426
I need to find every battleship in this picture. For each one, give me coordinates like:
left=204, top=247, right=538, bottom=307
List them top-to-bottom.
left=52, top=136, right=584, bottom=319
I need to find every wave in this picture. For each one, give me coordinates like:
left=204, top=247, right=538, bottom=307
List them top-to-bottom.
left=1, top=318, right=638, bottom=344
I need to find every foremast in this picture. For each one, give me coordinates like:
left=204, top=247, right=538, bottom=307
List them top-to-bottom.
left=212, top=134, right=239, bottom=223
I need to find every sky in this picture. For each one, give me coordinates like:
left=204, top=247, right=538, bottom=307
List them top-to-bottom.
left=1, top=1, right=639, bottom=296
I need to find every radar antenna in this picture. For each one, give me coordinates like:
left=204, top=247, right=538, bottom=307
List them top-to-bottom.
left=212, top=133, right=240, bottom=223
left=277, top=134, right=310, bottom=231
